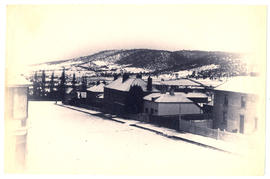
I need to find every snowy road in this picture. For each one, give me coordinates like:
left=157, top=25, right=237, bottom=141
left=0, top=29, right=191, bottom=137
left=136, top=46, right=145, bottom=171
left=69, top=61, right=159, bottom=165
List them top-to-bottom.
left=25, top=102, right=258, bottom=175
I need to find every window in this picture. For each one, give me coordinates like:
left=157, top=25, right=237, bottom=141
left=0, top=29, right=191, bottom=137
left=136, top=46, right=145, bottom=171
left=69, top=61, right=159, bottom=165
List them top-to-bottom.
left=224, top=94, right=228, bottom=106
left=241, top=96, right=246, bottom=108
left=145, top=108, right=148, bottom=113
left=150, top=108, right=154, bottom=114
left=155, top=109, right=158, bottom=113
left=222, top=111, right=227, bottom=125
left=240, top=115, right=245, bottom=134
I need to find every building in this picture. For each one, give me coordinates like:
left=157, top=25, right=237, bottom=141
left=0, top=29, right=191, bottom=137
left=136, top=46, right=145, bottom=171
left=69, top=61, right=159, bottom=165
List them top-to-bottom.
left=5, top=74, right=31, bottom=172
left=103, top=75, right=159, bottom=114
left=213, top=76, right=261, bottom=134
left=86, top=83, right=105, bottom=107
left=63, top=87, right=77, bottom=105
left=143, top=91, right=203, bottom=130
left=143, top=91, right=202, bottom=116
left=185, top=92, right=209, bottom=105
left=185, top=92, right=213, bottom=114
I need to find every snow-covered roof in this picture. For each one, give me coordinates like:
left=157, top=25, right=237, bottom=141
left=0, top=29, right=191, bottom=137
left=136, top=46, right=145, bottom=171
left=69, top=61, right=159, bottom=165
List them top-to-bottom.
left=6, top=74, right=31, bottom=87
left=214, top=76, right=261, bottom=95
left=105, top=77, right=159, bottom=92
left=192, top=78, right=224, bottom=88
left=154, top=79, right=202, bottom=87
left=87, top=83, right=105, bottom=93
left=66, top=87, right=74, bottom=94
left=144, top=92, right=193, bottom=103
left=186, top=92, right=208, bottom=98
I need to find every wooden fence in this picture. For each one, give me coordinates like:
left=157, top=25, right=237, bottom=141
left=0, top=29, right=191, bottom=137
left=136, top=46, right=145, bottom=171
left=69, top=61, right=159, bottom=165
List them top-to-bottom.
left=179, top=119, right=246, bottom=143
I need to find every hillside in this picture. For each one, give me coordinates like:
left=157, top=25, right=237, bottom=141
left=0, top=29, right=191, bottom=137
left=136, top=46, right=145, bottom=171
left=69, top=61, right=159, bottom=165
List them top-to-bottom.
left=26, top=49, right=248, bottom=80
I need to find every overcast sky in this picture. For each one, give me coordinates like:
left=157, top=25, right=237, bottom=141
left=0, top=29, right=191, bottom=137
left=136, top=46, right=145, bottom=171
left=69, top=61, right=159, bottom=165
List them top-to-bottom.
left=5, top=4, right=266, bottom=69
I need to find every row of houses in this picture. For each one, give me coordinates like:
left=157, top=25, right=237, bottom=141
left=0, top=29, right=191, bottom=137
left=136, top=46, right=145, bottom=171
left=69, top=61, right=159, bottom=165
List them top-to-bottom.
left=64, top=74, right=261, bottom=135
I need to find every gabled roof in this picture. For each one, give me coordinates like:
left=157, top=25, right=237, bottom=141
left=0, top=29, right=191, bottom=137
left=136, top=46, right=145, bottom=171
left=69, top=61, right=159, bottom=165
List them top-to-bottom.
left=214, top=76, right=261, bottom=95
left=105, top=77, right=159, bottom=92
left=87, top=83, right=105, bottom=93
left=143, top=92, right=193, bottom=103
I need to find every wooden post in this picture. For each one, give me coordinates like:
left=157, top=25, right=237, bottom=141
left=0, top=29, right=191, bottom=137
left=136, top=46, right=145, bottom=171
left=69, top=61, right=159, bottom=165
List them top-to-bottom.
left=179, top=114, right=181, bottom=131
left=217, top=128, right=220, bottom=140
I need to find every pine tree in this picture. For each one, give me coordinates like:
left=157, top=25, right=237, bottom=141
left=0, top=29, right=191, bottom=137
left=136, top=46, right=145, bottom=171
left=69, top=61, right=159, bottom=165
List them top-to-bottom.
left=59, top=68, right=66, bottom=101
left=41, top=70, right=46, bottom=97
left=33, top=71, right=38, bottom=98
left=49, top=72, right=55, bottom=98
left=72, top=73, right=76, bottom=90
left=81, top=76, right=87, bottom=91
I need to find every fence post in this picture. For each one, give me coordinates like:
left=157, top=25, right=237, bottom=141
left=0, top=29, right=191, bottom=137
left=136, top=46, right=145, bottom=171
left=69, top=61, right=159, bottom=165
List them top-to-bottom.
left=179, top=115, right=181, bottom=131
left=217, top=128, right=220, bottom=140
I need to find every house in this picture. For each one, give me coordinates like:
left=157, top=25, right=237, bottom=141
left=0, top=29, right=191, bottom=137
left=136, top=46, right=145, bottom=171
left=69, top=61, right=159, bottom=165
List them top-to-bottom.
left=103, top=75, right=159, bottom=114
left=213, top=76, right=261, bottom=134
left=86, top=83, right=105, bottom=107
left=76, top=84, right=88, bottom=104
left=63, top=87, right=77, bottom=105
left=143, top=90, right=203, bottom=130
left=185, top=92, right=213, bottom=114
left=186, top=92, right=209, bottom=105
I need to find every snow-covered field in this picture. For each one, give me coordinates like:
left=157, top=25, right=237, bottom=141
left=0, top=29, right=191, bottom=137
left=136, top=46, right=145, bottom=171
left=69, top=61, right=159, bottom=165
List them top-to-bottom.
left=173, top=64, right=220, bottom=78
left=25, top=102, right=261, bottom=175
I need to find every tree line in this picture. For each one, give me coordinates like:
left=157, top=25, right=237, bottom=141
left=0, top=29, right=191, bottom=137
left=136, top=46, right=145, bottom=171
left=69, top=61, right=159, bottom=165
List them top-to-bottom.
left=29, top=69, right=87, bottom=101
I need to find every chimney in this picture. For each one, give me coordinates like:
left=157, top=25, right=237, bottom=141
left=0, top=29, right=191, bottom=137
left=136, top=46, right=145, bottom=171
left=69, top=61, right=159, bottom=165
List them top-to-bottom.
left=122, top=73, right=129, bottom=83
left=113, top=74, right=118, bottom=81
left=147, top=76, right=152, bottom=91
left=161, top=85, right=166, bottom=94
left=169, top=87, right=175, bottom=96
left=184, top=87, right=189, bottom=94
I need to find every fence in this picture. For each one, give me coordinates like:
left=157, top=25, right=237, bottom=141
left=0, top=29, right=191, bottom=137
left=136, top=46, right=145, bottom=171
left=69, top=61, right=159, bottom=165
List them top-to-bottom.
left=121, top=112, right=248, bottom=144
left=137, top=113, right=150, bottom=123
left=149, top=115, right=180, bottom=130
left=179, top=119, right=246, bottom=143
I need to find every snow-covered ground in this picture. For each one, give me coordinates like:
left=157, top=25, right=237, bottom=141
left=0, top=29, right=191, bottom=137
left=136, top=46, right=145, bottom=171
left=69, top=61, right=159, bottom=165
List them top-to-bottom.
left=173, top=64, right=220, bottom=78
left=25, top=102, right=262, bottom=175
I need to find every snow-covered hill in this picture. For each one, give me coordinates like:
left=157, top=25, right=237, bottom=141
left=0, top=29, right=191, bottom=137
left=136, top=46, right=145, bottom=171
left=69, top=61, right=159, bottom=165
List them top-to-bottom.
left=24, top=49, right=250, bottom=82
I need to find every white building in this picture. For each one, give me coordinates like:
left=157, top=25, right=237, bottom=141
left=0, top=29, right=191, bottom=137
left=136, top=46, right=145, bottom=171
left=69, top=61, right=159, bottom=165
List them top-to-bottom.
left=213, top=76, right=262, bottom=134
left=143, top=92, right=202, bottom=116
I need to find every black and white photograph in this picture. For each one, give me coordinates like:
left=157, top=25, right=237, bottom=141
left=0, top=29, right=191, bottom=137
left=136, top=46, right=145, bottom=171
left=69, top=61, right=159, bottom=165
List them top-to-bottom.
left=1, top=0, right=269, bottom=176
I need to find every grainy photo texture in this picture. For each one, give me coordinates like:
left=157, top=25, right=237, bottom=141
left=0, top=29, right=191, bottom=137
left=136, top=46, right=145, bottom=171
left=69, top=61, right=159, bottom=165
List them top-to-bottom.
left=4, top=4, right=267, bottom=175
